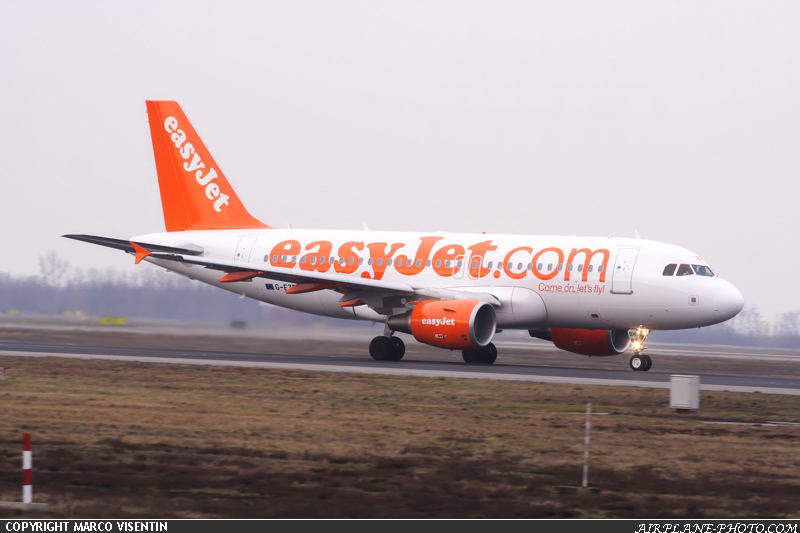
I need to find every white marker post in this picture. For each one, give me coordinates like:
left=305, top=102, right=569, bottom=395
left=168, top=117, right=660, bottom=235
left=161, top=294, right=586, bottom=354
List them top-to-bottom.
left=582, top=403, right=591, bottom=489
left=0, top=432, right=47, bottom=511
left=23, top=433, right=32, bottom=503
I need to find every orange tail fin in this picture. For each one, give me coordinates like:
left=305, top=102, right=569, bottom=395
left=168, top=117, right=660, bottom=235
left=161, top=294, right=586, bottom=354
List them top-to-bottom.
left=145, top=100, right=271, bottom=232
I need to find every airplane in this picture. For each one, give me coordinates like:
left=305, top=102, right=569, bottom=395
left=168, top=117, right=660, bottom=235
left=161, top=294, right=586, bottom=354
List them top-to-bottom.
left=64, top=101, right=744, bottom=371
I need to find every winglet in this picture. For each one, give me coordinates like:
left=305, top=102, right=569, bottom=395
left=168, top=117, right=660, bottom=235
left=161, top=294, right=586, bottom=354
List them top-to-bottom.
left=130, top=242, right=152, bottom=265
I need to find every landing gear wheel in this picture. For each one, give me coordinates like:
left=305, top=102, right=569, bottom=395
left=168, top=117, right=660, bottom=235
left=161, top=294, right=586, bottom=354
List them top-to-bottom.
left=369, top=336, right=397, bottom=361
left=390, top=337, right=405, bottom=361
left=463, top=343, right=497, bottom=365
left=477, top=343, right=498, bottom=365
left=462, top=349, right=479, bottom=364
left=629, top=354, right=644, bottom=371
left=642, top=354, right=652, bottom=371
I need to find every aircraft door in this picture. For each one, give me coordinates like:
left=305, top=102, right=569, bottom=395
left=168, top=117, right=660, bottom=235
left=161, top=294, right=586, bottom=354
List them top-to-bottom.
left=234, top=236, right=258, bottom=264
left=611, top=248, right=640, bottom=295
left=453, top=255, right=465, bottom=279
left=467, top=255, right=482, bottom=280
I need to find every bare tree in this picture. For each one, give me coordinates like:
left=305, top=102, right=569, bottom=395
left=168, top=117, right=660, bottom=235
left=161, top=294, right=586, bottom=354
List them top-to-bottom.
left=38, top=251, right=70, bottom=287
left=727, top=305, right=769, bottom=337
left=775, top=310, right=800, bottom=337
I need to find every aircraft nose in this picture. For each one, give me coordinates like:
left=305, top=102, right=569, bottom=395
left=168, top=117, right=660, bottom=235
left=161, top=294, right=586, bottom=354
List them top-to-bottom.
left=712, top=280, right=744, bottom=321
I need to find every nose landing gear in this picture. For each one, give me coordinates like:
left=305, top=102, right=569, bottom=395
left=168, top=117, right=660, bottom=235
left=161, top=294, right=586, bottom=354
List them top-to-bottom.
left=628, top=327, right=652, bottom=371
left=629, top=353, right=652, bottom=371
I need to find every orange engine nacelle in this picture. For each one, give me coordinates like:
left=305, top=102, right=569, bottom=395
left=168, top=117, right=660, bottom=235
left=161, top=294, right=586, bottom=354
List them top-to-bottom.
left=386, top=299, right=497, bottom=350
left=549, top=328, right=631, bottom=356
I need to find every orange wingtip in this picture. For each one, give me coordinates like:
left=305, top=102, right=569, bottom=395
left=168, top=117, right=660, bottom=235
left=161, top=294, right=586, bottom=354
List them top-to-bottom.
left=130, top=242, right=152, bottom=265
left=219, top=271, right=264, bottom=283
left=286, top=282, right=344, bottom=295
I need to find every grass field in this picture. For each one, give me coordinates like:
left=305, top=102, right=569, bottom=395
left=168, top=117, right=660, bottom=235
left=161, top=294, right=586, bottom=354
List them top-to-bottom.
left=1, top=346, right=800, bottom=518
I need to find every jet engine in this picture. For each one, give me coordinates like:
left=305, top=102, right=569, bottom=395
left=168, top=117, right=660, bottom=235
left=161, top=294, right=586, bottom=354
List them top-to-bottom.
left=387, top=299, right=497, bottom=350
left=533, top=327, right=631, bottom=356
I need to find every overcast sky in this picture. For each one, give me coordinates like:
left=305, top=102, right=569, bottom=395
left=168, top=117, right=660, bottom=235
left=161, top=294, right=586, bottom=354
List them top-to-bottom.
left=1, top=1, right=798, bottom=320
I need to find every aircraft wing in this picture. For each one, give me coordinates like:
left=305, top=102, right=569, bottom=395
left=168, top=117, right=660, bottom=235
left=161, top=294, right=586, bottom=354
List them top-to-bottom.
left=63, top=234, right=500, bottom=309
left=64, top=234, right=205, bottom=256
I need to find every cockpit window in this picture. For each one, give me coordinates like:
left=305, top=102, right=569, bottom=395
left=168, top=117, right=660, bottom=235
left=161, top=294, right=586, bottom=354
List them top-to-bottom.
left=662, top=264, right=677, bottom=276
left=676, top=264, right=694, bottom=276
left=692, top=264, right=715, bottom=277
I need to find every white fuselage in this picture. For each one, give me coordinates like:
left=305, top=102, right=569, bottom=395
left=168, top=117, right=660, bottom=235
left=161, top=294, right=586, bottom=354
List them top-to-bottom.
left=134, top=229, right=744, bottom=332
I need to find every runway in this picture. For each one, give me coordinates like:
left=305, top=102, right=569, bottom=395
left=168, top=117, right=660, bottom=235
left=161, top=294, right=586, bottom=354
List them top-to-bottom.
left=2, top=339, right=799, bottom=395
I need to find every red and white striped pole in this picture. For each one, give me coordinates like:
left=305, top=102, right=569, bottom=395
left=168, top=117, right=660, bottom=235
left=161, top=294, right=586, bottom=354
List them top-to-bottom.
left=22, top=433, right=32, bottom=504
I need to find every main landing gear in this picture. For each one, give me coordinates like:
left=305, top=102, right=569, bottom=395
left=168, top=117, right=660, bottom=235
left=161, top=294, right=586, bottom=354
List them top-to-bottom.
left=628, top=327, right=652, bottom=372
left=369, top=335, right=405, bottom=361
left=368, top=336, right=499, bottom=365
left=462, top=343, right=498, bottom=365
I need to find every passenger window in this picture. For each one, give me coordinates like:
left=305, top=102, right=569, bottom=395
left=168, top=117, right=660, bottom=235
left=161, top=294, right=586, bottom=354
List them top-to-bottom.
left=264, top=255, right=269, bottom=262
left=272, top=255, right=278, bottom=263
left=301, top=256, right=307, bottom=264
left=310, top=257, right=317, bottom=265
left=320, top=257, right=326, bottom=265
left=348, top=257, right=354, bottom=265
left=359, top=258, right=363, bottom=266
left=368, top=258, right=373, bottom=266
left=377, top=258, right=383, bottom=266
left=396, top=258, right=402, bottom=267
left=406, top=259, right=413, bottom=267
left=416, top=259, right=422, bottom=267
left=472, top=259, right=479, bottom=269
left=426, top=260, right=431, bottom=267
left=436, top=260, right=442, bottom=268
left=445, top=260, right=452, bottom=268
left=456, top=260, right=463, bottom=268
left=487, top=261, right=493, bottom=269
left=517, top=262, right=523, bottom=270
left=528, top=263, right=533, bottom=271
left=537, top=263, right=542, bottom=271
left=547, top=263, right=553, bottom=271
left=557, top=263, right=563, bottom=271
left=567, top=264, right=573, bottom=272
left=578, top=264, right=583, bottom=272
left=662, top=264, right=677, bottom=276
left=676, top=264, right=694, bottom=276
left=588, top=265, right=593, bottom=273
left=598, top=265, right=604, bottom=273
left=692, top=265, right=715, bottom=277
